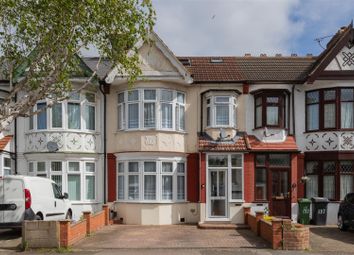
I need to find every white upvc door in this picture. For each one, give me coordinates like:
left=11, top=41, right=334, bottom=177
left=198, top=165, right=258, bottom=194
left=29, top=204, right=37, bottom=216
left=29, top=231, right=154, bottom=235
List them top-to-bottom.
left=207, top=168, right=228, bottom=220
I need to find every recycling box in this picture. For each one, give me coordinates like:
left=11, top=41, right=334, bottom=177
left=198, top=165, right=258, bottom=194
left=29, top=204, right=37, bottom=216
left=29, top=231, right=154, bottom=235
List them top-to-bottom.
left=311, top=197, right=329, bottom=225
left=298, top=198, right=311, bottom=225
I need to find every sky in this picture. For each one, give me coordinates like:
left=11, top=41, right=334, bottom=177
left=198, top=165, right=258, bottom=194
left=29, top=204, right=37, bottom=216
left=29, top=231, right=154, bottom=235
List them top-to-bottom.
left=151, top=0, right=354, bottom=57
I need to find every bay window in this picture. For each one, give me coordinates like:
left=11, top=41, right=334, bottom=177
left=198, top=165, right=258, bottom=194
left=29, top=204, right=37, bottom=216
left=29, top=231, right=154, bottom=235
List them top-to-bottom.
left=306, top=88, right=354, bottom=131
left=117, top=89, right=186, bottom=131
left=28, top=91, right=97, bottom=131
left=254, top=91, right=286, bottom=129
left=206, top=95, right=237, bottom=128
left=116, top=158, right=186, bottom=202
left=305, top=159, right=354, bottom=200
left=28, top=160, right=97, bottom=202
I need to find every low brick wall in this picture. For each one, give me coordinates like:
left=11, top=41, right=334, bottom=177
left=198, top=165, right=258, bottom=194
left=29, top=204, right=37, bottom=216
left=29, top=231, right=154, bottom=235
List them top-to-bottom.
left=23, top=204, right=111, bottom=249
left=243, top=207, right=309, bottom=250
left=22, top=221, right=59, bottom=248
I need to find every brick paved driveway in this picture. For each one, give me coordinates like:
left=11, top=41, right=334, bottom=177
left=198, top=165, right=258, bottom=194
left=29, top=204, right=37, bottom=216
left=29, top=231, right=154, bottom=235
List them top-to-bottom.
left=75, top=224, right=269, bottom=250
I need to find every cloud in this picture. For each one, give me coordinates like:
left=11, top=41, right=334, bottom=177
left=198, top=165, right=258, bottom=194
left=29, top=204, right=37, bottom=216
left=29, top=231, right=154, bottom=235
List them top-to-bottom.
left=153, top=0, right=303, bottom=56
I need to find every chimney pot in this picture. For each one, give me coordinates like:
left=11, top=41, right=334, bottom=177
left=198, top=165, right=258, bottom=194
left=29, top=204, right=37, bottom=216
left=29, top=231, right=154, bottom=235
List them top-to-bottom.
left=244, top=53, right=251, bottom=57
left=260, top=53, right=267, bottom=57
left=275, top=53, right=282, bottom=57
left=291, top=53, right=297, bottom=57
left=306, top=53, right=313, bottom=57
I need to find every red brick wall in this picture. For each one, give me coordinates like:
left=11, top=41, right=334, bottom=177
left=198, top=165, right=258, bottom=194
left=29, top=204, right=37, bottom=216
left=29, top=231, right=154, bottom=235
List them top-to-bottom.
left=200, top=152, right=206, bottom=203
left=107, top=153, right=117, bottom=202
left=187, top=153, right=199, bottom=202
left=244, top=153, right=255, bottom=203
left=297, top=153, right=305, bottom=198
left=90, top=211, right=105, bottom=233
left=247, top=214, right=258, bottom=235
left=68, top=220, right=87, bottom=246
left=259, top=220, right=273, bottom=243
left=282, top=221, right=310, bottom=250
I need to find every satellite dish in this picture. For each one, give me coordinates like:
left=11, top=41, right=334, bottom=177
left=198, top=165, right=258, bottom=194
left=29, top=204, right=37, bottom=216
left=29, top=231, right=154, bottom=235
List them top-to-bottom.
left=219, top=128, right=227, bottom=140
left=47, top=141, right=59, bottom=152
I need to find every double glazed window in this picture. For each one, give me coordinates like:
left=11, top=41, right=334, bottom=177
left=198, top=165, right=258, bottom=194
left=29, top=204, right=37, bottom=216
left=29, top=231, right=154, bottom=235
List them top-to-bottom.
left=306, top=88, right=354, bottom=131
left=117, top=89, right=185, bottom=131
left=29, top=92, right=96, bottom=131
left=254, top=92, right=286, bottom=128
left=206, top=96, right=237, bottom=128
left=207, top=154, right=243, bottom=201
left=3, top=157, right=12, bottom=176
left=117, top=159, right=186, bottom=202
left=28, top=160, right=96, bottom=201
left=305, top=160, right=354, bottom=200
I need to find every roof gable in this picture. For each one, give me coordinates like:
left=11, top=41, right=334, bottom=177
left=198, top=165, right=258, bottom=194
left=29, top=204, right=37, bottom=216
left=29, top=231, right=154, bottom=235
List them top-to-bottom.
left=307, top=22, right=354, bottom=83
left=105, top=32, right=193, bottom=84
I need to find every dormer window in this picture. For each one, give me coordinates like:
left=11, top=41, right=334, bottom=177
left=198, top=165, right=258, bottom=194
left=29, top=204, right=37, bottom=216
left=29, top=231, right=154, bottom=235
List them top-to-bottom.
left=254, top=91, right=286, bottom=129
left=206, top=95, right=237, bottom=128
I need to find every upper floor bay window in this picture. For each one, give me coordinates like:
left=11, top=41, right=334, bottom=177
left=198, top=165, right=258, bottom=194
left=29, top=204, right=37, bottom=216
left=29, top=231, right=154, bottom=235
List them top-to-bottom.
left=306, top=88, right=354, bottom=131
left=117, top=89, right=185, bottom=131
left=29, top=92, right=97, bottom=132
left=254, top=92, right=286, bottom=129
left=206, top=96, right=237, bottom=128
left=117, top=159, right=186, bottom=202
left=28, top=160, right=96, bottom=202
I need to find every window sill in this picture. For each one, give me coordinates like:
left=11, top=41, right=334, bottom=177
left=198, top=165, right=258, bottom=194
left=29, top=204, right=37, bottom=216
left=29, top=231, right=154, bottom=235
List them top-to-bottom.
left=205, top=126, right=237, bottom=130
left=252, top=127, right=287, bottom=131
left=304, top=128, right=354, bottom=134
left=115, top=129, right=188, bottom=135
left=26, top=130, right=100, bottom=135
left=115, top=200, right=188, bottom=204
left=229, top=200, right=245, bottom=203
left=71, top=201, right=101, bottom=205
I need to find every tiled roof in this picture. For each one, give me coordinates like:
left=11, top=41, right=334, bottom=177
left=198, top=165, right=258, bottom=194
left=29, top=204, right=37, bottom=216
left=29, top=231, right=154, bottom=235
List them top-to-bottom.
left=178, top=56, right=316, bottom=83
left=82, top=57, right=113, bottom=79
left=199, top=133, right=248, bottom=152
left=0, top=135, right=12, bottom=150
left=247, top=135, right=298, bottom=152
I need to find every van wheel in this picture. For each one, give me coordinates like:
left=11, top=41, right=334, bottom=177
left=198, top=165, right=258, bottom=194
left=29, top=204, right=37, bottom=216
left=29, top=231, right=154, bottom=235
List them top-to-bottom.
left=65, top=210, right=72, bottom=220
left=35, top=214, right=43, bottom=221
left=338, top=215, right=348, bottom=231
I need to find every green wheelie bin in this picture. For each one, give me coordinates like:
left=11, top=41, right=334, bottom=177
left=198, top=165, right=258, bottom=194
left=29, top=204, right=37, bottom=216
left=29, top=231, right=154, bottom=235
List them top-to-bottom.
left=298, top=198, right=311, bottom=224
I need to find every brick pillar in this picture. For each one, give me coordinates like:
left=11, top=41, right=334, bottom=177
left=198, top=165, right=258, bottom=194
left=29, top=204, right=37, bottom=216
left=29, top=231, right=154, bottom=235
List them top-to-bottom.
left=107, top=153, right=117, bottom=202
left=187, top=153, right=199, bottom=202
left=244, top=153, right=255, bottom=203
left=291, top=153, right=298, bottom=203
left=297, top=153, right=305, bottom=199
left=102, top=204, right=110, bottom=226
left=244, top=206, right=251, bottom=225
left=83, top=211, right=92, bottom=234
left=255, top=211, right=264, bottom=236
left=271, top=218, right=283, bottom=250
left=59, top=220, right=71, bottom=248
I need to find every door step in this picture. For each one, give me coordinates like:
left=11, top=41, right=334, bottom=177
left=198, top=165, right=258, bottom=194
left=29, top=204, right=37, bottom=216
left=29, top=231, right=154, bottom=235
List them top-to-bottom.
left=198, top=221, right=250, bottom=230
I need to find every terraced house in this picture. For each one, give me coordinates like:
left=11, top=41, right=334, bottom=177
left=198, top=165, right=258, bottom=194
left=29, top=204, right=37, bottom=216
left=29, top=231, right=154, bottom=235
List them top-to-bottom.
left=1, top=23, right=354, bottom=225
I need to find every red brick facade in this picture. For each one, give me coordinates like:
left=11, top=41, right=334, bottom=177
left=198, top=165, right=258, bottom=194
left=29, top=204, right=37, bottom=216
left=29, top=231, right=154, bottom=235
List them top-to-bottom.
left=107, top=153, right=117, bottom=202
left=187, top=153, right=199, bottom=202
left=244, top=153, right=255, bottom=203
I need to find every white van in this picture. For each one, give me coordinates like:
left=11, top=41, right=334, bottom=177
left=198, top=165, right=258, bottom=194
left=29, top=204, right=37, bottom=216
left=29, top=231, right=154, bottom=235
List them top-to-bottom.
left=0, top=175, right=72, bottom=228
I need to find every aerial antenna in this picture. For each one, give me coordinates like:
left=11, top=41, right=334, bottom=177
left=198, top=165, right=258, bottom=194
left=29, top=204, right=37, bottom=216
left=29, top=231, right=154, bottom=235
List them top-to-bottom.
left=314, top=34, right=334, bottom=49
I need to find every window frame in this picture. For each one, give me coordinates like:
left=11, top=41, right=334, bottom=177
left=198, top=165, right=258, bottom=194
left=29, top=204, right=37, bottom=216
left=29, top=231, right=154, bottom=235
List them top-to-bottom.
left=305, top=87, right=354, bottom=132
left=117, top=89, right=186, bottom=132
left=254, top=91, right=286, bottom=129
left=205, top=95, right=237, bottom=128
left=116, top=158, right=186, bottom=203
left=304, top=158, right=354, bottom=201
left=27, top=159, right=97, bottom=203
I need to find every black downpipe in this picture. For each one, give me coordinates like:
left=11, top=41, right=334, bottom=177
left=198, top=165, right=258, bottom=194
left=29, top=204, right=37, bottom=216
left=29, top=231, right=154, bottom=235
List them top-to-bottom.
left=99, top=81, right=107, bottom=204
left=14, top=92, right=18, bottom=174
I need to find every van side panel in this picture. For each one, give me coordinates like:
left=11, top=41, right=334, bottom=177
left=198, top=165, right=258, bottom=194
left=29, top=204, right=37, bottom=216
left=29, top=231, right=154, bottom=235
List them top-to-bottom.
left=28, top=178, right=55, bottom=220
left=3, top=179, right=25, bottom=223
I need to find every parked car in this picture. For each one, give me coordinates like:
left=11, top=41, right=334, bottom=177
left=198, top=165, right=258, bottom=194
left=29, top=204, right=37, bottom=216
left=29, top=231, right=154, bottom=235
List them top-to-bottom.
left=0, top=175, right=72, bottom=229
left=338, top=192, right=354, bottom=231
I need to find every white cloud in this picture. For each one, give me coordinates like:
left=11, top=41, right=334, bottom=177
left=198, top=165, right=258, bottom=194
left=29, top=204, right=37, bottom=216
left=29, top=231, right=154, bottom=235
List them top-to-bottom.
left=153, top=0, right=304, bottom=56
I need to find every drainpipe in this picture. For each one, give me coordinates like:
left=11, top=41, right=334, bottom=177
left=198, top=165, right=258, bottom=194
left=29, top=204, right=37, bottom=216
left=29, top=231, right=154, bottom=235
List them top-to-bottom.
left=99, top=80, right=107, bottom=204
left=14, top=92, right=18, bottom=174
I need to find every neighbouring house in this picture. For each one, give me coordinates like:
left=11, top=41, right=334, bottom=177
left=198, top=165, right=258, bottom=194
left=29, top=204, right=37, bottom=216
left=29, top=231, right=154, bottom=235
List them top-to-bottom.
left=2, top=23, right=354, bottom=224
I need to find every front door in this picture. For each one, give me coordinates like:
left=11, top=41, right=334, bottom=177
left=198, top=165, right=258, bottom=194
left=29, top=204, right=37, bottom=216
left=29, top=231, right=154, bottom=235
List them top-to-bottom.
left=208, top=169, right=228, bottom=219
left=269, top=169, right=291, bottom=217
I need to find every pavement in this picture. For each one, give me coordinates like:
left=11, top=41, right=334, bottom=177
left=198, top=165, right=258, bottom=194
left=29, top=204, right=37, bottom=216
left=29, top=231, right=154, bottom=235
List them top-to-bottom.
left=1, top=224, right=354, bottom=254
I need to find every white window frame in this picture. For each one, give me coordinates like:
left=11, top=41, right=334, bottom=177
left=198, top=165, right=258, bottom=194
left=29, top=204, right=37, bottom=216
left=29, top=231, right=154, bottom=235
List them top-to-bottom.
left=117, top=88, right=186, bottom=132
left=28, top=90, right=98, bottom=132
left=206, top=95, right=237, bottom=128
left=3, top=156, right=12, bottom=176
left=116, top=157, right=186, bottom=203
left=27, top=160, right=97, bottom=203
